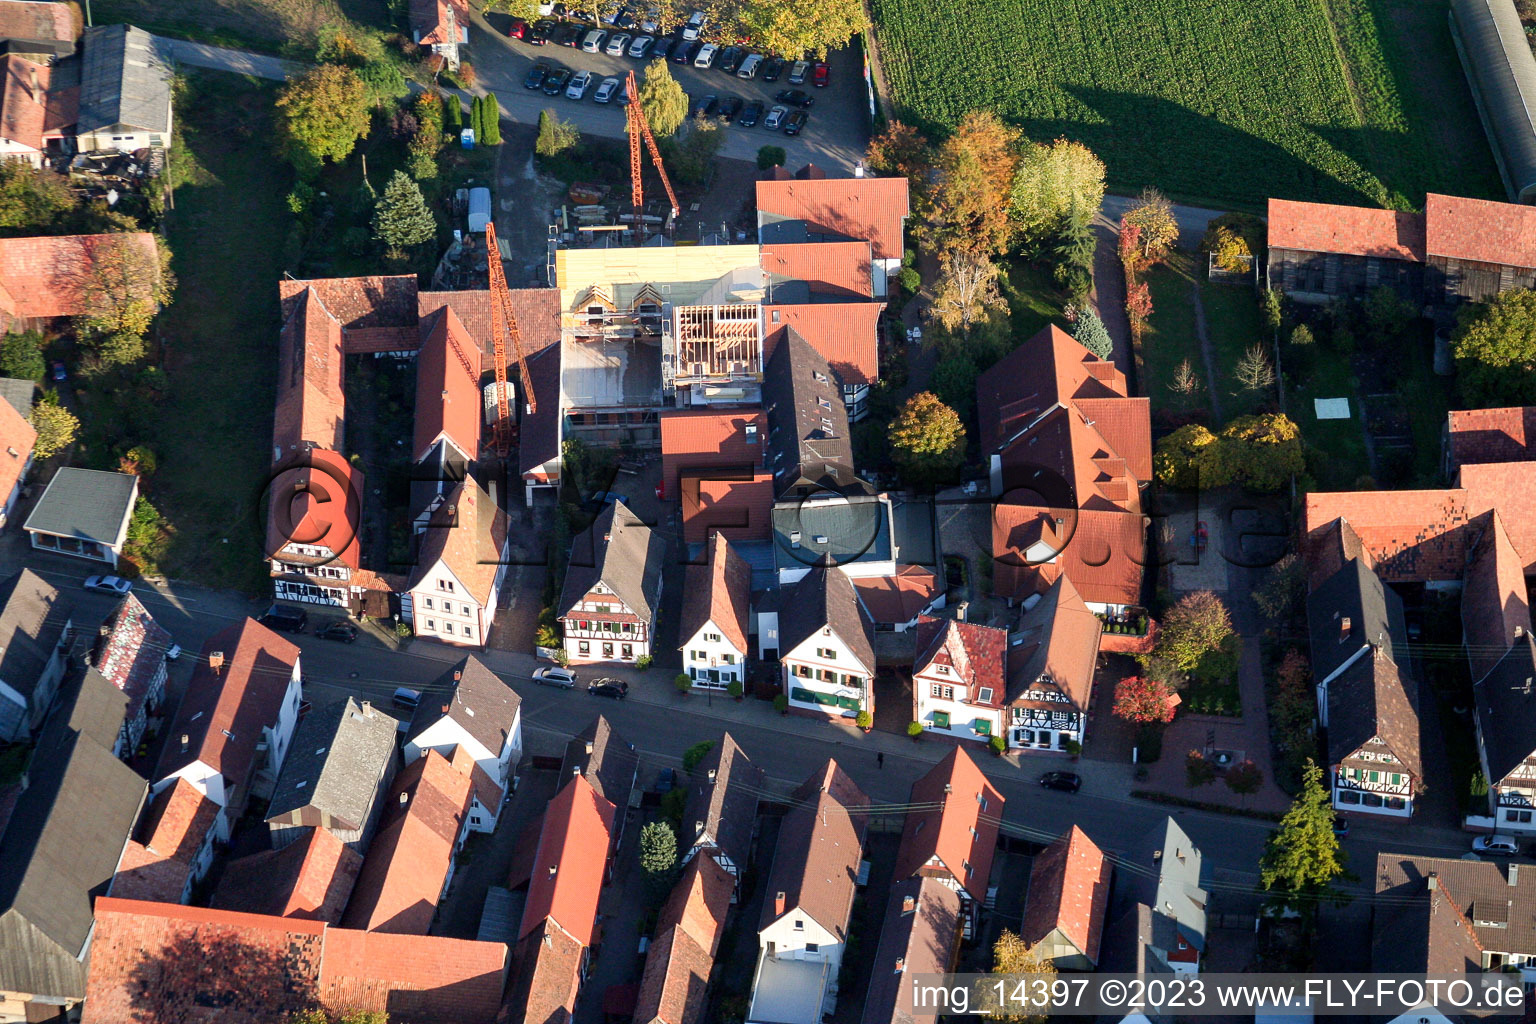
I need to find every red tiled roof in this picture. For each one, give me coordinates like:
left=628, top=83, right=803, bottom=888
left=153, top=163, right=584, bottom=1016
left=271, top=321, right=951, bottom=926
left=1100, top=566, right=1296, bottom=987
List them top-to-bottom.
left=411, top=0, right=469, bottom=46
left=0, top=2, right=73, bottom=44
left=0, top=55, right=50, bottom=151
left=756, top=176, right=911, bottom=259
left=1426, top=193, right=1536, bottom=268
left=1266, top=198, right=1426, bottom=261
left=0, top=232, right=160, bottom=318
left=762, top=241, right=874, bottom=299
left=278, top=275, right=419, bottom=331
left=272, top=287, right=345, bottom=454
left=419, top=287, right=563, bottom=363
left=763, top=303, right=882, bottom=384
left=415, top=304, right=482, bottom=461
left=976, top=325, right=1133, bottom=454
left=0, top=388, right=34, bottom=514
left=1074, top=396, right=1152, bottom=483
left=1447, top=407, right=1536, bottom=470
left=660, top=408, right=767, bottom=497
left=265, top=447, right=363, bottom=571
left=1461, top=462, right=1536, bottom=573
left=680, top=470, right=775, bottom=544
left=407, top=476, right=509, bottom=606
left=1303, top=489, right=1474, bottom=583
left=992, top=505, right=1146, bottom=607
left=1463, top=511, right=1533, bottom=682
left=679, top=532, right=752, bottom=654
left=854, top=565, right=941, bottom=626
left=93, top=593, right=173, bottom=724
left=912, top=614, right=1007, bottom=703
left=154, top=618, right=301, bottom=789
left=341, top=747, right=476, bottom=934
left=894, top=747, right=1004, bottom=903
left=515, top=773, right=615, bottom=946
left=112, top=779, right=218, bottom=903
left=214, top=826, right=363, bottom=924
left=1020, top=826, right=1112, bottom=966
left=112, top=840, right=194, bottom=904
left=656, top=852, right=733, bottom=953
left=634, top=858, right=736, bottom=1024
left=84, top=898, right=507, bottom=1024
left=506, top=919, right=583, bottom=1024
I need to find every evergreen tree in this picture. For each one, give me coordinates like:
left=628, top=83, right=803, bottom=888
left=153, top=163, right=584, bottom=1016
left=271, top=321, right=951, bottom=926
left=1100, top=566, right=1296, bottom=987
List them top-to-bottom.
left=443, top=93, right=462, bottom=136
left=480, top=93, right=501, bottom=145
left=469, top=94, right=483, bottom=142
left=371, top=170, right=436, bottom=256
left=1072, top=307, right=1114, bottom=359
left=1260, top=760, right=1345, bottom=923
left=639, top=820, right=678, bottom=902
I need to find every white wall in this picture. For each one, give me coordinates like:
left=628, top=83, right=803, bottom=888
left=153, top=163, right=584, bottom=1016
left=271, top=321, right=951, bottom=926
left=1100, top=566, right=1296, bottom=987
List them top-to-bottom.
left=410, top=564, right=487, bottom=646
left=683, top=621, right=748, bottom=687
left=782, top=628, right=872, bottom=714
left=405, top=717, right=515, bottom=833
left=760, top=911, right=841, bottom=962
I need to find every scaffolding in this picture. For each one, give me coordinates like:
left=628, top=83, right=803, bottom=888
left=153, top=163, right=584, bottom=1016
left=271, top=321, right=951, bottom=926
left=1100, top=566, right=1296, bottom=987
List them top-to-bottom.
left=662, top=302, right=764, bottom=402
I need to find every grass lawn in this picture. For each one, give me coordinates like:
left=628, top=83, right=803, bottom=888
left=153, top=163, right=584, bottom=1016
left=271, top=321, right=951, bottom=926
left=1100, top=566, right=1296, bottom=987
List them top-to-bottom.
left=93, top=0, right=393, bottom=55
left=870, top=0, right=1504, bottom=209
left=149, top=72, right=293, bottom=591
left=1139, top=254, right=1203, bottom=423
left=1005, top=260, right=1062, bottom=341
left=1202, top=282, right=1273, bottom=418
left=1287, top=343, right=1372, bottom=490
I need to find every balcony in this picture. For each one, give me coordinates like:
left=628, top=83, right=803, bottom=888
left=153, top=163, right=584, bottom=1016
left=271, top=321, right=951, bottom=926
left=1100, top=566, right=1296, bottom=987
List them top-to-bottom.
left=1097, top=607, right=1157, bottom=655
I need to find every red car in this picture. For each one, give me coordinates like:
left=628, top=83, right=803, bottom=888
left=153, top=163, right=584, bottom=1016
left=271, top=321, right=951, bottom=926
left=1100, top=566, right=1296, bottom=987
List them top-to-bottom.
left=508, top=17, right=528, bottom=38
left=812, top=61, right=829, bottom=87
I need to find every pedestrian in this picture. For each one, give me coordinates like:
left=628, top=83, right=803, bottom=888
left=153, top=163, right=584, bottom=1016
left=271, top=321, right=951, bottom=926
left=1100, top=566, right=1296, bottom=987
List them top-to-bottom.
left=877, top=752, right=884, bottom=770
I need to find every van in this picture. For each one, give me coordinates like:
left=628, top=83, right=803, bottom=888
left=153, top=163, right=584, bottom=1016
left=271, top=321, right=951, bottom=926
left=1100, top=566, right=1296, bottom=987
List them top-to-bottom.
left=737, top=53, right=762, bottom=79
left=258, top=604, right=308, bottom=634
left=392, top=687, right=423, bottom=712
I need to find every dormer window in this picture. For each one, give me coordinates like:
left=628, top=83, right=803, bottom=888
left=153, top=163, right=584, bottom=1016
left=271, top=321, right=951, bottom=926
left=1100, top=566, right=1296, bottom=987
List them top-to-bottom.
left=936, top=665, right=949, bottom=675
left=978, top=687, right=994, bottom=703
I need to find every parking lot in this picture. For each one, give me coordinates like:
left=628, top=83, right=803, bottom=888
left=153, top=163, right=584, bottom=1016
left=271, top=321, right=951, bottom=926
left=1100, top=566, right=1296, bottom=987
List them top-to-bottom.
left=469, top=9, right=872, bottom=173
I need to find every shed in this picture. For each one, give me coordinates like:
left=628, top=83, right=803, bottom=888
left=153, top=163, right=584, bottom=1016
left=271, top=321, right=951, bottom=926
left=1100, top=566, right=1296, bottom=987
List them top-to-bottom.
left=1449, top=0, right=1536, bottom=203
left=76, top=25, right=173, bottom=153
left=468, top=187, right=491, bottom=234
left=23, top=468, right=139, bottom=567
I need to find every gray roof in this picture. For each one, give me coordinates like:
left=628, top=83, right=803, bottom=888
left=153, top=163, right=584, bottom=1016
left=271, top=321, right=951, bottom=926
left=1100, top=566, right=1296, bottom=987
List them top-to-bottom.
left=1451, top=0, right=1536, bottom=202
left=77, top=24, right=172, bottom=135
left=762, top=326, right=859, bottom=497
left=0, top=378, right=33, bottom=421
left=23, top=467, right=137, bottom=544
left=772, top=494, right=892, bottom=576
left=890, top=495, right=939, bottom=566
left=559, top=500, right=663, bottom=622
left=1306, top=557, right=1409, bottom=684
left=778, top=564, right=876, bottom=673
left=0, top=568, right=70, bottom=700
left=1473, top=633, right=1536, bottom=784
left=408, top=655, right=523, bottom=759
left=0, top=665, right=144, bottom=1001
left=265, top=697, right=399, bottom=830
left=559, top=715, right=639, bottom=808
left=680, top=732, right=763, bottom=868
left=1121, top=817, right=1207, bottom=953
left=1377, top=851, right=1536, bottom=958
left=1372, top=866, right=1485, bottom=975
left=861, top=878, right=962, bottom=1024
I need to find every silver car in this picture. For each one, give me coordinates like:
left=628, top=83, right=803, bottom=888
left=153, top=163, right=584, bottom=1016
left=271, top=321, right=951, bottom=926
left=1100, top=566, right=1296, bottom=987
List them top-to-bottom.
left=581, top=27, right=607, bottom=52
left=605, top=32, right=631, bottom=55
left=628, top=33, right=654, bottom=57
left=788, top=59, right=809, bottom=84
left=566, top=69, right=594, bottom=99
left=594, top=76, right=621, bottom=103
left=764, top=104, right=788, bottom=130
left=532, top=666, right=577, bottom=689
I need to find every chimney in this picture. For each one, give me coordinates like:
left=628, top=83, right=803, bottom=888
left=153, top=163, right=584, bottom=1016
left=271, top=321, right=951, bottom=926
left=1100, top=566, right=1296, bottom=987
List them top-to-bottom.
left=28, top=65, right=37, bottom=98
left=441, top=389, right=449, bottom=400
left=603, top=533, right=612, bottom=544
left=956, top=601, right=968, bottom=622
left=1338, top=616, right=1351, bottom=642
left=209, top=651, right=225, bottom=673
left=454, top=670, right=462, bottom=682
left=361, top=700, right=372, bottom=713
left=180, top=733, right=189, bottom=753
left=585, top=740, right=594, bottom=755
left=572, top=764, right=580, bottom=775
left=707, top=767, right=717, bottom=783
left=399, top=791, right=408, bottom=805
left=695, top=820, right=704, bottom=834
left=1153, top=848, right=1163, bottom=862
left=548, top=864, right=558, bottom=879
left=1511, top=864, right=1521, bottom=888
left=1427, top=872, right=1439, bottom=891
left=774, top=891, right=786, bottom=916
left=901, top=894, right=915, bottom=914
left=894, top=956, right=904, bottom=973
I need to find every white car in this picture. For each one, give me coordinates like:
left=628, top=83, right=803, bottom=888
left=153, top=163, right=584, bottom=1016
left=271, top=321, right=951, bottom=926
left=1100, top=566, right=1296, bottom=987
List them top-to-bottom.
left=682, top=9, right=706, bottom=39
left=580, top=27, right=607, bottom=52
left=605, top=32, right=631, bottom=55
left=628, top=33, right=654, bottom=57
left=693, top=42, right=717, bottom=68
left=737, top=53, right=762, bottom=78
left=788, top=59, right=809, bottom=84
left=566, top=69, right=594, bottom=99
left=594, top=76, right=621, bottom=103
left=763, top=104, right=788, bottom=130
left=83, top=574, right=133, bottom=596
left=532, top=666, right=577, bottom=689
left=1474, top=834, right=1521, bottom=856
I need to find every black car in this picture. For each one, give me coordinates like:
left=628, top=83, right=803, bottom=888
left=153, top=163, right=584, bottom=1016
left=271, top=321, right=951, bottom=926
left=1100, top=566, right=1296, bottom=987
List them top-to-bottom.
left=615, top=9, right=636, bottom=29
left=530, top=18, right=556, bottom=43
left=556, top=22, right=584, bottom=46
left=652, top=35, right=674, bottom=58
left=673, top=39, right=700, bottom=64
left=717, top=45, right=744, bottom=73
left=761, top=56, right=786, bottom=81
left=524, top=63, right=551, bottom=89
left=543, top=67, right=572, bottom=95
left=775, top=88, right=814, bottom=108
left=691, top=93, right=719, bottom=118
left=717, top=95, right=743, bottom=123
left=738, top=100, right=763, bottom=127
left=783, top=109, right=808, bottom=135
left=258, top=604, right=308, bottom=634
left=316, top=621, right=359, bottom=643
left=588, top=678, right=629, bottom=700
left=1039, top=771, right=1082, bottom=793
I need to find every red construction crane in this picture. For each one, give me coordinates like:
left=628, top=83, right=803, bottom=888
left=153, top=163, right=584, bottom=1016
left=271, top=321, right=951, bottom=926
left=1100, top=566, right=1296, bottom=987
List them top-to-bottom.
left=625, top=70, right=679, bottom=233
left=484, top=221, right=533, bottom=457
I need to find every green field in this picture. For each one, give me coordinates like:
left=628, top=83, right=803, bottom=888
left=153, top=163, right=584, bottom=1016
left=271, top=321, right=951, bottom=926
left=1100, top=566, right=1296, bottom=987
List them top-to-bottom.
left=870, top=0, right=1503, bottom=209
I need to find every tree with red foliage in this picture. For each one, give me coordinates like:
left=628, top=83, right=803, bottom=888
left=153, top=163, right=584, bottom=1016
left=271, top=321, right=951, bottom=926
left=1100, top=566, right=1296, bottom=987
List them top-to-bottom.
left=1118, top=219, right=1143, bottom=272
left=1126, top=281, right=1153, bottom=329
left=1114, top=675, right=1177, bottom=724
left=1227, top=759, right=1264, bottom=800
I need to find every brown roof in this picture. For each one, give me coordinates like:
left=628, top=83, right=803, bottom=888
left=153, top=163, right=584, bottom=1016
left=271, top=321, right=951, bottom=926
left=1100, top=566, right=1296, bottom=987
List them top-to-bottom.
left=0, top=2, right=73, bottom=44
left=0, top=55, right=50, bottom=151
left=756, top=176, right=911, bottom=259
left=1426, top=193, right=1536, bottom=268
left=1266, top=197, right=1426, bottom=261
left=0, top=232, right=159, bottom=319
left=762, top=241, right=874, bottom=299
left=278, top=274, right=419, bottom=332
left=272, top=287, right=345, bottom=455
left=419, top=287, right=563, bottom=363
left=763, top=303, right=882, bottom=385
left=415, top=304, right=482, bottom=460
left=976, top=325, right=1131, bottom=455
left=518, top=342, right=563, bottom=480
left=0, top=389, right=34, bottom=516
left=1447, top=407, right=1536, bottom=470
left=660, top=408, right=767, bottom=498
left=264, top=447, right=363, bottom=570
left=1459, top=461, right=1536, bottom=572
left=679, top=469, right=775, bottom=544
left=408, top=477, right=509, bottom=607
left=1303, top=489, right=1474, bottom=582
left=559, top=500, right=663, bottom=623
left=993, top=504, right=1146, bottom=607
left=1462, top=511, right=1531, bottom=682
left=1303, top=517, right=1375, bottom=592
left=679, top=532, right=752, bottom=654
left=779, top=563, right=877, bottom=673
left=854, top=566, right=941, bottom=627
left=1006, top=576, right=1102, bottom=711
left=154, top=618, right=301, bottom=788
left=1327, top=653, right=1423, bottom=778
left=560, top=713, right=639, bottom=810
left=680, top=732, right=763, bottom=870
left=893, top=747, right=1004, bottom=903
left=341, top=748, right=476, bottom=934
left=760, top=760, right=867, bottom=938
left=514, top=773, right=615, bottom=946
left=113, top=778, right=218, bottom=903
left=213, top=826, right=362, bottom=924
left=1020, top=826, right=1112, bottom=966
left=658, top=848, right=733, bottom=952
left=1376, top=852, right=1536, bottom=958
left=634, top=855, right=733, bottom=1024
left=1372, top=869, right=1484, bottom=975
left=860, top=878, right=962, bottom=1024
left=84, top=898, right=507, bottom=1024
left=505, top=919, right=584, bottom=1024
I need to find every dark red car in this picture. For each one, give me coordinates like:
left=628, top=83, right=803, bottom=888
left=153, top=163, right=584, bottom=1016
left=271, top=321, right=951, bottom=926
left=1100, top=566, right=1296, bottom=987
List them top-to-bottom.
left=508, top=17, right=528, bottom=38
left=812, top=61, right=829, bottom=87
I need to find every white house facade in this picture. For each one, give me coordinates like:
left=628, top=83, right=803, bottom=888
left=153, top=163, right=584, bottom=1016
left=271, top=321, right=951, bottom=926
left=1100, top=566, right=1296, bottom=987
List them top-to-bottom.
left=682, top=621, right=747, bottom=689
left=782, top=627, right=872, bottom=717
left=404, top=711, right=523, bottom=833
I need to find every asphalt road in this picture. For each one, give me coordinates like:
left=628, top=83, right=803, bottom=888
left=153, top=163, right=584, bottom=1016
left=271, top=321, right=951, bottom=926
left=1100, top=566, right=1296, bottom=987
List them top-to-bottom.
left=468, top=9, right=872, bottom=174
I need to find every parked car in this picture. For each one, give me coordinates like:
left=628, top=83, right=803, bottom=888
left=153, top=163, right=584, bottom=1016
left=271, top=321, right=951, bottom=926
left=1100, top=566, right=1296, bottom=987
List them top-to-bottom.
left=602, top=5, right=625, bottom=24
left=640, top=6, right=660, bottom=33
left=615, top=8, right=636, bottom=28
left=682, top=9, right=706, bottom=39
left=507, top=17, right=528, bottom=38
left=530, top=19, right=555, bottom=43
left=555, top=22, right=583, bottom=45
left=580, top=27, right=606, bottom=52
left=605, top=32, right=631, bottom=55
left=628, top=33, right=654, bottom=57
left=651, top=35, right=674, bottom=58
left=673, top=39, right=700, bottom=63
left=693, top=42, right=717, bottom=68
left=717, top=45, right=744, bottom=73
left=737, top=53, right=763, bottom=78
left=761, top=56, right=786, bottom=81
left=788, top=59, right=809, bottom=84
left=812, top=60, right=829, bottom=86
left=524, top=62, right=552, bottom=89
left=543, top=66, right=572, bottom=94
left=566, top=69, right=594, bottom=99
left=594, top=76, right=622, bottom=103
left=775, top=88, right=814, bottom=108
left=690, top=94, right=719, bottom=118
left=718, top=95, right=743, bottom=123
left=738, top=100, right=763, bottom=126
left=763, top=104, right=788, bottom=130
left=783, top=109, right=808, bottom=135
left=50, top=361, right=65, bottom=382
left=83, top=575, right=132, bottom=596
left=258, top=603, right=308, bottom=633
left=316, top=621, right=358, bottom=643
left=164, top=643, right=181, bottom=661
left=532, top=666, right=578, bottom=689
left=589, top=678, right=630, bottom=699
left=391, top=687, right=422, bottom=711
left=654, top=767, right=675, bottom=792
left=1039, top=770, right=1082, bottom=793
left=1332, top=814, right=1349, bottom=838
left=1474, top=834, right=1520, bottom=856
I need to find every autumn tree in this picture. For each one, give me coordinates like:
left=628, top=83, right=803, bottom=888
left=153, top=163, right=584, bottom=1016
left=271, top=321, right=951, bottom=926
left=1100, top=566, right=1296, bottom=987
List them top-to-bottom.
left=736, top=0, right=862, bottom=60
left=638, top=59, right=689, bottom=138
left=274, top=64, right=372, bottom=177
left=407, top=91, right=443, bottom=180
left=923, top=110, right=1019, bottom=258
left=866, top=119, right=930, bottom=194
left=1010, top=137, right=1106, bottom=246
left=0, top=162, right=73, bottom=232
left=372, top=171, right=436, bottom=257
left=1121, top=187, right=1178, bottom=264
left=1204, top=225, right=1253, bottom=274
left=74, top=234, right=175, bottom=338
left=932, top=248, right=1004, bottom=336
left=1125, top=280, right=1153, bottom=333
left=1453, top=289, right=1536, bottom=407
left=1071, top=307, right=1114, bottom=359
left=1290, top=323, right=1314, bottom=347
left=1233, top=343, right=1275, bottom=393
left=1170, top=358, right=1201, bottom=398
left=889, top=392, right=966, bottom=485
left=30, top=401, right=77, bottom=460
left=1221, top=412, right=1305, bottom=491
left=1153, top=423, right=1222, bottom=489
left=1157, top=591, right=1233, bottom=672
left=1113, top=675, right=1177, bottom=724
left=1186, top=749, right=1216, bottom=786
left=1226, top=759, right=1264, bottom=801
left=1261, top=760, right=1345, bottom=922
left=984, top=930, right=1055, bottom=1024
left=289, top=1010, right=388, bottom=1024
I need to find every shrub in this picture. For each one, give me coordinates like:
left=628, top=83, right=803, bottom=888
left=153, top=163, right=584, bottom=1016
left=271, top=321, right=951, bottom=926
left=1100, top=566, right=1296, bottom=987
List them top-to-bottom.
left=757, top=144, right=787, bottom=170
left=0, top=331, right=44, bottom=381
left=394, top=621, right=412, bottom=638
left=636, top=654, right=653, bottom=671
left=674, top=673, right=693, bottom=695
left=727, top=680, right=743, bottom=698
left=773, top=693, right=789, bottom=714
left=855, top=710, right=873, bottom=729
left=907, top=721, right=924, bottom=738
left=988, top=734, right=1006, bottom=755
left=1064, top=739, right=1082, bottom=756
left=682, top=740, right=715, bottom=773
left=1186, top=749, right=1217, bottom=787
